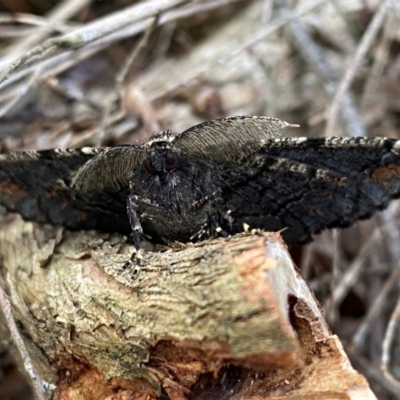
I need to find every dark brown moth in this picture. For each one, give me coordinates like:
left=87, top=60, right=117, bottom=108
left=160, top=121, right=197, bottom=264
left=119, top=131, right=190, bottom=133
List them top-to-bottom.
left=1, top=116, right=400, bottom=260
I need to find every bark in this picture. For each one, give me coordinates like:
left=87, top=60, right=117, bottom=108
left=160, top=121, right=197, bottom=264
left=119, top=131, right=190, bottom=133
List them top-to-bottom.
left=0, top=213, right=375, bottom=399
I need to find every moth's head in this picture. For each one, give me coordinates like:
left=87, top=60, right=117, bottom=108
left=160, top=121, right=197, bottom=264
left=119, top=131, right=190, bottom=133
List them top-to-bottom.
left=142, top=131, right=181, bottom=179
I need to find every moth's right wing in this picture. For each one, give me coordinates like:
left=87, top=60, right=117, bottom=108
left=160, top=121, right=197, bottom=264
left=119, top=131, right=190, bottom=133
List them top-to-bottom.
left=72, top=145, right=145, bottom=191
left=0, top=148, right=130, bottom=234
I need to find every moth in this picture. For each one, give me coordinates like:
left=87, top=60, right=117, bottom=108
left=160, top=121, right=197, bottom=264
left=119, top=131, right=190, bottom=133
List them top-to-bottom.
left=1, top=115, right=400, bottom=260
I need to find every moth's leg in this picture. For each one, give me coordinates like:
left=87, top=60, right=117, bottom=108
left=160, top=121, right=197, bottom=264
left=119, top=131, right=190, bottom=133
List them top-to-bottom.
left=190, top=192, right=229, bottom=240
left=190, top=192, right=220, bottom=210
left=121, top=195, right=143, bottom=274
left=127, top=195, right=143, bottom=249
left=216, top=206, right=234, bottom=231
left=210, top=212, right=229, bottom=237
left=190, top=217, right=229, bottom=241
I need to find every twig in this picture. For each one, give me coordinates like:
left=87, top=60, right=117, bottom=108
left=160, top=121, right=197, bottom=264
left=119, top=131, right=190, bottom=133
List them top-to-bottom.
left=0, top=0, right=187, bottom=87
left=0, top=0, right=90, bottom=70
left=0, top=0, right=241, bottom=103
left=148, top=0, right=326, bottom=102
left=161, top=0, right=242, bottom=21
left=261, top=0, right=273, bottom=23
left=275, top=0, right=365, bottom=137
left=325, top=0, right=393, bottom=137
left=360, top=6, right=397, bottom=113
left=0, top=12, right=74, bottom=30
left=99, top=16, right=159, bottom=145
left=114, top=18, right=158, bottom=113
left=150, top=21, right=176, bottom=64
left=247, top=47, right=276, bottom=116
left=0, top=67, right=42, bottom=118
left=380, top=203, right=400, bottom=265
left=349, top=204, right=400, bottom=347
left=332, top=218, right=400, bottom=308
left=325, top=229, right=341, bottom=325
left=298, top=243, right=314, bottom=280
left=352, top=266, right=400, bottom=348
left=0, top=284, right=49, bottom=400
left=381, top=295, right=400, bottom=389
left=345, top=343, right=400, bottom=396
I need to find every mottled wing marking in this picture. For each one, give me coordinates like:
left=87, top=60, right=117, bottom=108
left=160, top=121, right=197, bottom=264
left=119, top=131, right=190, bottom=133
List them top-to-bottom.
left=173, top=116, right=297, bottom=162
left=221, top=136, right=400, bottom=244
left=72, top=145, right=144, bottom=191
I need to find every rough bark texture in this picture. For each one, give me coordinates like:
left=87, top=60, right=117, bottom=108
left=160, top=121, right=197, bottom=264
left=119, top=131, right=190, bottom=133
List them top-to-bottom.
left=0, top=213, right=375, bottom=399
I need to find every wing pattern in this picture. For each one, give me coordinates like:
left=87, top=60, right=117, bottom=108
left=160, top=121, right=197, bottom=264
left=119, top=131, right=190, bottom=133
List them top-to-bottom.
left=221, top=137, right=400, bottom=243
left=0, top=148, right=130, bottom=234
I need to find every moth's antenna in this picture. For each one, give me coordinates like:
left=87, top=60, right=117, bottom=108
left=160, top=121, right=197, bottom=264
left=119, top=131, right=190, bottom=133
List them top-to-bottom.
left=285, top=122, right=300, bottom=128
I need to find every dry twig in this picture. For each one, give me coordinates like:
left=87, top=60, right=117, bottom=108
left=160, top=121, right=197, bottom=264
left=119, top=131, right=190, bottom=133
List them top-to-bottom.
left=275, top=0, right=365, bottom=137
left=325, top=0, right=394, bottom=136
left=0, top=284, right=51, bottom=400
left=381, top=294, right=400, bottom=390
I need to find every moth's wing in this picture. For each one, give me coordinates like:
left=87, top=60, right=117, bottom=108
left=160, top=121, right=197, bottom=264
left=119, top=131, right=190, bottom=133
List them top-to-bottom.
left=172, top=116, right=297, bottom=162
left=73, top=117, right=295, bottom=190
left=220, top=136, right=400, bottom=244
left=72, top=145, right=144, bottom=191
left=0, top=148, right=130, bottom=234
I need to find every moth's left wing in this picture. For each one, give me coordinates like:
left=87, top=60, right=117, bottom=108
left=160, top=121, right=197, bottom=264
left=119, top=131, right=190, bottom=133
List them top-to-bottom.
left=221, top=136, right=400, bottom=244
left=0, top=148, right=130, bottom=233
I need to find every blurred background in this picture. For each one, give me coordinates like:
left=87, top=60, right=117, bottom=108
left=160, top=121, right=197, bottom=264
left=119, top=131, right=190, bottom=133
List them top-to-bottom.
left=0, top=0, right=399, bottom=399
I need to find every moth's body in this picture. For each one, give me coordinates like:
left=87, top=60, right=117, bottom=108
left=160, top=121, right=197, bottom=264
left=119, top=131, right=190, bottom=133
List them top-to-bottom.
left=130, top=144, right=222, bottom=243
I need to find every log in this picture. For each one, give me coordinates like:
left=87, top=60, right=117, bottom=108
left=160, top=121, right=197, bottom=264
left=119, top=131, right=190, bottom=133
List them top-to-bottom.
left=0, top=213, right=376, bottom=399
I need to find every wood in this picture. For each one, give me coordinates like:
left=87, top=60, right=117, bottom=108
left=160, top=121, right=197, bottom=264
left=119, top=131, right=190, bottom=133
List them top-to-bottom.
left=0, top=213, right=376, bottom=399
